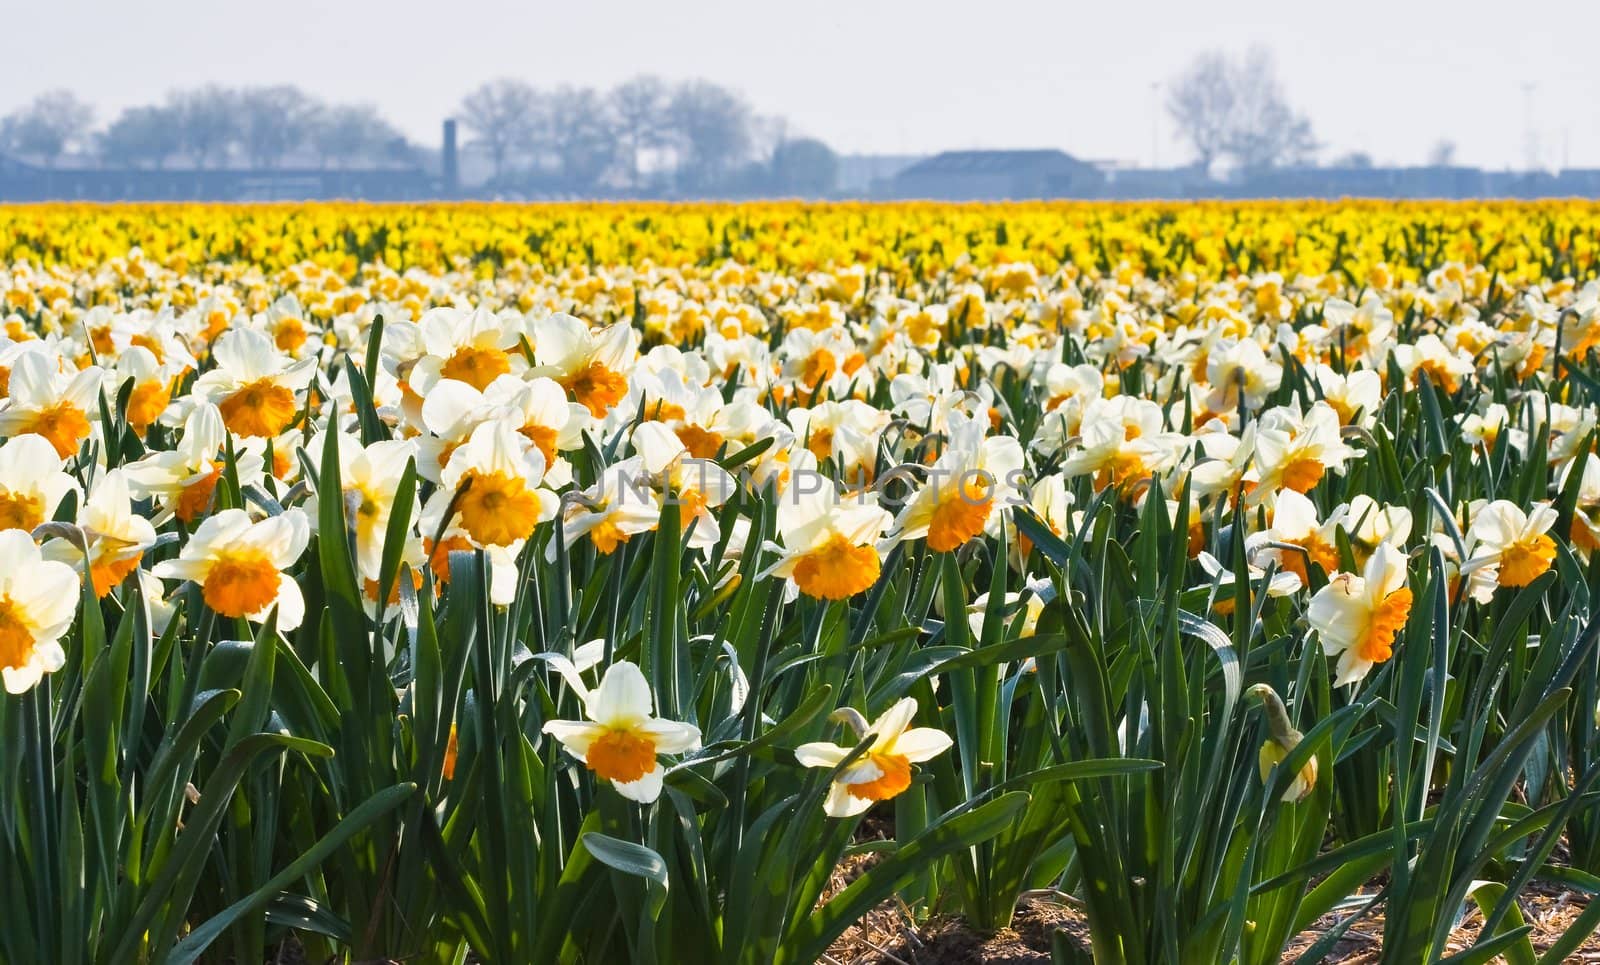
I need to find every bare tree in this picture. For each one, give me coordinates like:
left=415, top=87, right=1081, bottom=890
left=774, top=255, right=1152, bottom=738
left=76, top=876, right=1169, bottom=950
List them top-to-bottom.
left=1167, top=48, right=1315, bottom=173
left=1222, top=48, right=1316, bottom=170
left=1165, top=53, right=1234, bottom=172
left=609, top=75, right=669, bottom=189
left=458, top=79, right=540, bottom=180
left=665, top=80, right=752, bottom=191
left=170, top=86, right=240, bottom=168
left=237, top=86, right=320, bottom=168
left=544, top=86, right=619, bottom=188
left=0, top=90, right=95, bottom=168
left=310, top=104, right=403, bottom=168
left=100, top=105, right=183, bottom=168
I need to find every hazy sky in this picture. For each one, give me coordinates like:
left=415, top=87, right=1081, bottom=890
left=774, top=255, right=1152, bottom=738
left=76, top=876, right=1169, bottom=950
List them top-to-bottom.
left=5, top=0, right=1598, bottom=170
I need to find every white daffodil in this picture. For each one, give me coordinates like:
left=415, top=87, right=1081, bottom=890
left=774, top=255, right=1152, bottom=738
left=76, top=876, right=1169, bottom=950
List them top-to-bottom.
left=408, top=306, right=524, bottom=396
left=531, top=313, right=638, bottom=418
left=192, top=327, right=316, bottom=439
left=0, top=348, right=102, bottom=458
left=1060, top=395, right=1182, bottom=498
left=124, top=402, right=265, bottom=524
left=1250, top=402, right=1356, bottom=498
left=894, top=411, right=1025, bottom=554
left=439, top=418, right=557, bottom=549
left=632, top=420, right=736, bottom=550
left=0, top=432, right=79, bottom=532
left=320, top=432, right=418, bottom=581
left=762, top=458, right=893, bottom=602
left=44, top=468, right=157, bottom=598
left=1248, top=489, right=1340, bottom=587
left=1334, top=494, right=1413, bottom=561
left=1463, top=499, right=1558, bottom=590
left=152, top=508, right=309, bottom=629
left=0, top=529, right=79, bottom=693
left=1307, top=541, right=1413, bottom=686
left=1198, top=550, right=1303, bottom=608
left=541, top=660, right=701, bottom=803
left=796, top=698, right=953, bottom=817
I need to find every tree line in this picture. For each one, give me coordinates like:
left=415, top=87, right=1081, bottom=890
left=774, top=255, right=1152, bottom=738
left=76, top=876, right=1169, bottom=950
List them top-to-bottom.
left=1, top=50, right=1437, bottom=195
left=453, top=76, right=835, bottom=195
left=0, top=77, right=841, bottom=196
left=0, top=87, right=406, bottom=171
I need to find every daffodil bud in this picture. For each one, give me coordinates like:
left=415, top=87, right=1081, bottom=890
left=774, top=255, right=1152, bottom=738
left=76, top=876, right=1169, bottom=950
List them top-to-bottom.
left=1247, top=683, right=1317, bottom=803
left=828, top=706, right=871, bottom=740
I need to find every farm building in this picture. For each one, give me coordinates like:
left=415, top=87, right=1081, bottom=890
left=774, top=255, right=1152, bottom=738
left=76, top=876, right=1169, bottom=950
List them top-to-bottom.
left=884, top=149, right=1105, bottom=200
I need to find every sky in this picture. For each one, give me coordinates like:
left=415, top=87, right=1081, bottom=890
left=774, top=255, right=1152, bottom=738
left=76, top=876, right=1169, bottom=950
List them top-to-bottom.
left=4, top=0, right=1597, bottom=170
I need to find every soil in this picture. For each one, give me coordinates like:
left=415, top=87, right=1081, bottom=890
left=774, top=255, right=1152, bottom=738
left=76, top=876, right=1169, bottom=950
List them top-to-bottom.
left=258, top=843, right=1600, bottom=963
left=824, top=880, right=1600, bottom=964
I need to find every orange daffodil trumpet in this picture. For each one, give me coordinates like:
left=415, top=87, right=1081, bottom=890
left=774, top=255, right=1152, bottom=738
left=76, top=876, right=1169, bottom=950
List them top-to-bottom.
left=114, top=345, right=179, bottom=433
left=152, top=508, right=310, bottom=628
left=1307, top=541, right=1413, bottom=686
left=541, top=660, right=701, bottom=803
left=796, top=698, right=953, bottom=817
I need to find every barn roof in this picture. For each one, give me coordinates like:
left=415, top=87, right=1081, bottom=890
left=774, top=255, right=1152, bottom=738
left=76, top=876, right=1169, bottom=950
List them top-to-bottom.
left=896, top=149, right=1095, bottom=177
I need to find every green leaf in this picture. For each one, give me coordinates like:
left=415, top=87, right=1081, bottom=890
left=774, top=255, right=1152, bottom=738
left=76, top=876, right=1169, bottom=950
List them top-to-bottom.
left=167, top=783, right=417, bottom=964
left=583, top=832, right=670, bottom=921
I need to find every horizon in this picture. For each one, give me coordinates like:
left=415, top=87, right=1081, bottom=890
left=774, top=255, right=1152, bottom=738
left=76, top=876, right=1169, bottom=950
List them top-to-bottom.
left=5, top=0, right=1597, bottom=172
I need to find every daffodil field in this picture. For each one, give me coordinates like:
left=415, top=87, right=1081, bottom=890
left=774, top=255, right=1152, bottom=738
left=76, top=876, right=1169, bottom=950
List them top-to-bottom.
left=7, top=201, right=1600, bottom=963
